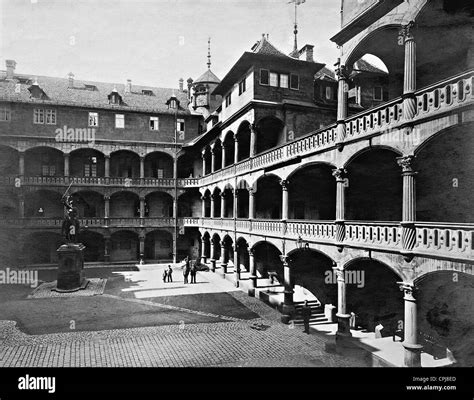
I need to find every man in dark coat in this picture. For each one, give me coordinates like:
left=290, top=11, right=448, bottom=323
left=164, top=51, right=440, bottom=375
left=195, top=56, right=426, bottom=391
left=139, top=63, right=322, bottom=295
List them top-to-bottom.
left=183, top=257, right=190, bottom=284
left=190, top=262, right=197, bottom=284
left=167, top=265, right=173, bottom=282
left=301, top=300, right=311, bottom=334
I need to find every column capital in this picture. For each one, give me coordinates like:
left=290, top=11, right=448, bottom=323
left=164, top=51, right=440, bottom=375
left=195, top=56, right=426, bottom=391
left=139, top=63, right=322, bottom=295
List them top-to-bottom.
left=399, top=21, right=415, bottom=42
left=335, top=63, right=349, bottom=81
left=233, top=133, right=239, bottom=142
left=201, top=150, right=206, bottom=158
left=64, top=153, right=70, bottom=158
left=105, top=154, right=110, bottom=159
left=397, top=155, right=416, bottom=174
left=332, top=168, right=347, bottom=181
left=280, top=179, right=289, bottom=191
left=247, top=187, right=255, bottom=196
left=103, top=195, right=110, bottom=201
left=200, top=195, right=207, bottom=201
left=139, top=196, right=146, bottom=202
left=248, top=247, right=255, bottom=256
left=279, top=254, right=290, bottom=266
left=332, top=265, right=345, bottom=282
left=398, top=281, right=417, bottom=301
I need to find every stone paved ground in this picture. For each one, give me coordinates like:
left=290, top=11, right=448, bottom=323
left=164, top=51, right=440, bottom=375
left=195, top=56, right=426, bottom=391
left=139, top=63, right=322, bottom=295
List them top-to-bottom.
left=0, top=266, right=369, bottom=367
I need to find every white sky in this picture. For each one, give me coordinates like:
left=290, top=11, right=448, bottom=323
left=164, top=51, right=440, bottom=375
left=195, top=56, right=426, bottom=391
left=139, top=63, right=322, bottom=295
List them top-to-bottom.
left=0, top=0, right=342, bottom=89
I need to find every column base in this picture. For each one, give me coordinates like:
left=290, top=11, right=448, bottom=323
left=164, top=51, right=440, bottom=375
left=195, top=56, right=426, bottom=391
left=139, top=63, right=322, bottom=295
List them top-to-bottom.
left=210, top=259, right=216, bottom=272
left=220, top=263, right=227, bottom=276
left=280, top=304, right=295, bottom=324
left=336, top=313, right=352, bottom=338
left=403, top=343, right=423, bottom=367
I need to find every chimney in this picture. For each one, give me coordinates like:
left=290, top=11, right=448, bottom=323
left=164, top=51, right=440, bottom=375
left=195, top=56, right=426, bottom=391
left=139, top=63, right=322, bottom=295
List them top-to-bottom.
left=299, top=44, right=314, bottom=62
left=6, top=60, right=16, bottom=79
left=68, top=72, right=74, bottom=88
left=179, top=78, right=184, bottom=92
left=187, top=78, right=193, bottom=100
left=125, top=79, right=132, bottom=93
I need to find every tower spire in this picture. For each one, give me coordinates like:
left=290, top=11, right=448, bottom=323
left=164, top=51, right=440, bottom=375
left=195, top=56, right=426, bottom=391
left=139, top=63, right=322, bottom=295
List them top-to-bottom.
left=289, top=0, right=305, bottom=57
left=207, top=37, right=211, bottom=70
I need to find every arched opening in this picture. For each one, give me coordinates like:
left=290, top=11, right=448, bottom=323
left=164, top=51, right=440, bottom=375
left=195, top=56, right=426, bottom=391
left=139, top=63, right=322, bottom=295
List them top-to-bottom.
left=255, top=117, right=285, bottom=155
left=236, top=121, right=251, bottom=161
left=416, top=124, right=474, bottom=223
left=223, top=131, right=235, bottom=167
left=212, top=140, right=223, bottom=172
left=0, top=145, right=19, bottom=176
left=203, top=146, right=212, bottom=175
left=25, top=147, right=63, bottom=177
left=70, top=148, right=105, bottom=177
left=345, top=148, right=402, bottom=221
left=110, top=150, right=140, bottom=178
left=144, top=151, right=173, bottom=179
left=177, top=152, right=196, bottom=178
left=288, top=164, right=336, bottom=220
left=255, top=175, right=281, bottom=219
left=236, top=180, right=249, bottom=218
left=222, top=186, right=234, bottom=218
left=212, top=188, right=221, bottom=217
left=0, top=189, right=19, bottom=218
left=178, top=189, right=201, bottom=217
left=203, top=189, right=211, bottom=218
left=25, top=190, right=63, bottom=218
left=71, top=191, right=104, bottom=218
left=110, top=191, right=139, bottom=218
left=145, top=191, right=173, bottom=217
left=178, top=228, right=200, bottom=260
left=145, top=229, right=173, bottom=261
left=79, top=230, right=104, bottom=262
left=110, top=230, right=139, bottom=262
left=23, top=232, right=64, bottom=264
left=202, top=232, right=211, bottom=260
left=212, top=233, right=221, bottom=261
left=222, top=235, right=234, bottom=266
left=236, top=237, right=249, bottom=271
left=252, top=241, right=282, bottom=279
left=289, top=249, right=336, bottom=305
left=346, top=259, right=403, bottom=333
left=417, top=271, right=474, bottom=366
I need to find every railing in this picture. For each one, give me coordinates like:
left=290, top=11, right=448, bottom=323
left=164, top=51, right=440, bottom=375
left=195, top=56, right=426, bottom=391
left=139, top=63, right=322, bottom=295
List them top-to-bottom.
left=0, top=217, right=187, bottom=228
left=286, top=220, right=337, bottom=242
left=344, top=221, right=401, bottom=249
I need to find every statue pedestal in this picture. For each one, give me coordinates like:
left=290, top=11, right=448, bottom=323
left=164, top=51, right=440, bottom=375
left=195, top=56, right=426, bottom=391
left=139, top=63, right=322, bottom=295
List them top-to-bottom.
left=56, top=243, right=86, bottom=292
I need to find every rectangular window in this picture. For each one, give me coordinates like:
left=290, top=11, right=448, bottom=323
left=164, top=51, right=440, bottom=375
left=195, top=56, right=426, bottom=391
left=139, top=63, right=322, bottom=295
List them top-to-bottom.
left=260, top=69, right=269, bottom=85
left=269, top=72, right=278, bottom=87
left=280, top=74, right=289, bottom=88
left=290, top=74, right=299, bottom=90
left=238, top=78, right=246, bottom=95
left=325, top=86, right=333, bottom=100
left=373, top=86, right=383, bottom=101
left=225, top=93, right=232, bottom=107
left=0, top=107, right=11, bottom=122
left=34, top=108, right=44, bottom=124
left=45, top=109, right=56, bottom=125
left=88, top=112, right=99, bottom=127
left=115, top=114, right=125, bottom=129
left=149, top=116, right=159, bottom=131
left=177, top=118, right=185, bottom=137
left=84, top=164, right=97, bottom=177
left=41, top=165, right=56, bottom=176
left=156, top=169, right=164, bottom=179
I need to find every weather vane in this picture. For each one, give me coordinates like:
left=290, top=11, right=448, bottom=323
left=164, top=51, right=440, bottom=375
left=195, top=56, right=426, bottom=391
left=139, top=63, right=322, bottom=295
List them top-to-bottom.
left=288, top=0, right=305, bottom=55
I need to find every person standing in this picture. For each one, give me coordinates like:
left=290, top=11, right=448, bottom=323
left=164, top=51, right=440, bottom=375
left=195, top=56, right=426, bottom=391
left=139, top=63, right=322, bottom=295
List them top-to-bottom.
left=183, top=257, right=190, bottom=284
left=190, top=262, right=197, bottom=284
left=167, top=265, right=173, bottom=283
left=162, top=268, right=168, bottom=283
left=301, top=300, right=311, bottom=334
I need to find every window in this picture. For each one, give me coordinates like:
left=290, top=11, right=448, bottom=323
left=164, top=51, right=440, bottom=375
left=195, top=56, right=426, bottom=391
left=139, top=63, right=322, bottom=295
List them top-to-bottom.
left=260, top=69, right=269, bottom=85
left=269, top=72, right=279, bottom=87
left=280, top=74, right=289, bottom=88
left=290, top=74, right=299, bottom=90
left=238, top=78, right=246, bottom=95
left=325, top=86, right=333, bottom=100
left=373, top=86, right=383, bottom=101
left=142, top=90, right=153, bottom=96
left=225, top=93, right=232, bottom=107
left=0, top=107, right=11, bottom=122
left=33, top=108, right=44, bottom=124
left=46, top=109, right=56, bottom=125
left=88, top=112, right=99, bottom=127
left=115, top=114, right=125, bottom=129
left=149, top=116, right=159, bottom=131
left=177, top=118, right=185, bottom=134
left=84, top=156, right=97, bottom=177
left=41, top=165, right=56, bottom=176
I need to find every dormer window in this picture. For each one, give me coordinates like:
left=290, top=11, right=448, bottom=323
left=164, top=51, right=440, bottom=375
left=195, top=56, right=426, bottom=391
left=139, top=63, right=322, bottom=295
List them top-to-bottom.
left=28, top=81, right=48, bottom=100
left=84, top=84, right=97, bottom=91
left=142, top=89, right=153, bottom=96
left=108, top=90, right=122, bottom=105
left=169, top=99, right=177, bottom=109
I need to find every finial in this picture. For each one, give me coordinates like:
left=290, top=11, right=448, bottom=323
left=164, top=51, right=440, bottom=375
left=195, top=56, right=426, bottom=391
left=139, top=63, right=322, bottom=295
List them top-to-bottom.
left=207, top=37, right=211, bottom=70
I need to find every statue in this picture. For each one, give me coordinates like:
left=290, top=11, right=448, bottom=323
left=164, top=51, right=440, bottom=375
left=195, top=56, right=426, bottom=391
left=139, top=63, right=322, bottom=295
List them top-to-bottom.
left=61, top=194, right=80, bottom=243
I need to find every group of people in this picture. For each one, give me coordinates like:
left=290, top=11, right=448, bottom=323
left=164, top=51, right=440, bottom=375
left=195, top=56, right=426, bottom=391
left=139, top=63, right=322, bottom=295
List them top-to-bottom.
left=162, top=257, right=198, bottom=284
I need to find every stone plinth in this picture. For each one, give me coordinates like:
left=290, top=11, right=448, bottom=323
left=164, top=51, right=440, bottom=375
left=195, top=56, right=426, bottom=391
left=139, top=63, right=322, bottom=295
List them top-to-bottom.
left=56, top=243, right=86, bottom=292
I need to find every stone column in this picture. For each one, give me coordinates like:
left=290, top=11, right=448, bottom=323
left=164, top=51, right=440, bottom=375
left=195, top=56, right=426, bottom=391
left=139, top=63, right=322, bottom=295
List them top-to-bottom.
left=401, top=22, right=417, bottom=121
left=336, top=63, right=348, bottom=145
left=249, top=124, right=257, bottom=157
left=234, top=134, right=239, bottom=164
left=221, top=142, right=226, bottom=169
left=211, top=148, right=216, bottom=173
left=201, top=151, right=206, bottom=176
left=19, top=152, right=25, bottom=177
left=64, top=154, right=70, bottom=177
left=104, top=155, right=110, bottom=178
left=139, top=156, right=145, bottom=179
left=397, top=156, right=417, bottom=259
left=173, top=157, right=178, bottom=179
left=332, top=168, right=347, bottom=245
left=280, top=180, right=289, bottom=220
left=233, top=188, right=238, bottom=219
left=248, top=188, right=255, bottom=219
left=220, top=192, right=226, bottom=218
left=18, top=194, right=25, bottom=218
left=210, top=194, right=215, bottom=218
left=104, top=195, right=110, bottom=219
left=201, top=195, right=206, bottom=218
left=139, top=197, right=145, bottom=219
left=138, top=232, right=145, bottom=264
left=104, top=236, right=111, bottom=262
left=200, top=237, right=207, bottom=264
left=210, top=238, right=216, bottom=272
left=220, top=241, right=227, bottom=273
left=234, top=244, right=240, bottom=287
left=248, top=248, right=257, bottom=296
left=280, top=255, right=295, bottom=324
left=333, top=264, right=352, bottom=338
left=399, top=282, right=422, bottom=367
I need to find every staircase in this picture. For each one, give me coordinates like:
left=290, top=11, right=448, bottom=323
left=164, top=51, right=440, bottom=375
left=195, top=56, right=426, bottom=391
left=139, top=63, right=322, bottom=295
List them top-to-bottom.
left=291, top=300, right=330, bottom=326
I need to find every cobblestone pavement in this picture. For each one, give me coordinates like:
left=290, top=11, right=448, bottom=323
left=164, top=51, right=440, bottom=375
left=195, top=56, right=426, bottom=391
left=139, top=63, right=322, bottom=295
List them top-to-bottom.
left=0, top=269, right=368, bottom=368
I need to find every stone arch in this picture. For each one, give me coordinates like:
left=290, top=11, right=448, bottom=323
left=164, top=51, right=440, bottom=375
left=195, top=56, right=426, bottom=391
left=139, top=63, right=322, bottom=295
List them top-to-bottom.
left=255, top=116, right=286, bottom=155
left=236, top=120, right=251, bottom=161
left=222, top=131, right=235, bottom=167
left=0, top=145, right=19, bottom=176
left=25, top=146, right=64, bottom=177
left=110, top=149, right=140, bottom=178
left=144, top=151, right=174, bottom=179
left=254, top=174, right=282, bottom=219
left=109, top=191, right=140, bottom=218
left=145, top=229, right=173, bottom=261
left=79, top=230, right=105, bottom=262
left=110, top=230, right=139, bottom=262
left=251, top=240, right=283, bottom=280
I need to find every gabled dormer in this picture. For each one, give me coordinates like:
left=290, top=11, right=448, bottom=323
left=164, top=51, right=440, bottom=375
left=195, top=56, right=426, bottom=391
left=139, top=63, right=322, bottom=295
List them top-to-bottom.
left=28, top=79, right=48, bottom=100
left=108, top=87, right=123, bottom=105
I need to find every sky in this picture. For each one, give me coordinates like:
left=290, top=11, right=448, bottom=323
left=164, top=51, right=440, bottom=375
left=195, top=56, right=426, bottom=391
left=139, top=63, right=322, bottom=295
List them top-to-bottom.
left=0, top=0, right=342, bottom=89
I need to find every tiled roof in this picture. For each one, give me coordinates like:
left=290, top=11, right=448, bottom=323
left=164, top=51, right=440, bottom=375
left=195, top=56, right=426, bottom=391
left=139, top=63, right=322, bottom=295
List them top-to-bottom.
left=252, top=35, right=288, bottom=58
left=353, top=59, right=387, bottom=75
left=315, top=66, right=336, bottom=81
left=194, top=69, right=220, bottom=84
left=0, top=71, right=192, bottom=115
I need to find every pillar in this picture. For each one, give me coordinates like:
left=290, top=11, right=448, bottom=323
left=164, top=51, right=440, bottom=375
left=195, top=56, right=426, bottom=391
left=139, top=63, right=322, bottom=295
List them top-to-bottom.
left=401, top=22, right=416, bottom=121
left=336, top=62, right=348, bottom=145
left=249, top=124, right=257, bottom=157
left=234, top=134, right=239, bottom=164
left=221, top=143, right=226, bottom=169
left=211, top=148, right=216, bottom=173
left=201, top=151, right=206, bottom=176
left=19, top=152, right=25, bottom=176
left=64, top=154, right=70, bottom=177
left=104, top=155, right=110, bottom=178
left=139, top=156, right=145, bottom=179
left=173, top=156, right=178, bottom=179
left=397, top=156, right=417, bottom=259
left=332, top=168, right=347, bottom=245
left=280, top=180, right=289, bottom=221
left=233, top=188, right=238, bottom=220
left=248, top=188, right=255, bottom=219
left=220, top=192, right=226, bottom=218
left=18, top=194, right=25, bottom=218
left=210, top=194, right=215, bottom=218
left=104, top=195, right=110, bottom=219
left=201, top=195, right=206, bottom=218
left=172, top=196, right=177, bottom=218
left=139, top=197, right=145, bottom=218
left=138, top=232, right=145, bottom=264
left=104, top=236, right=111, bottom=262
left=200, top=237, right=207, bottom=264
left=210, top=238, right=216, bottom=272
left=220, top=241, right=227, bottom=273
left=233, top=244, right=240, bottom=287
left=248, top=248, right=257, bottom=296
left=280, top=255, right=295, bottom=324
left=333, top=264, right=352, bottom=338
left=399, top=282, right=422, bottom=367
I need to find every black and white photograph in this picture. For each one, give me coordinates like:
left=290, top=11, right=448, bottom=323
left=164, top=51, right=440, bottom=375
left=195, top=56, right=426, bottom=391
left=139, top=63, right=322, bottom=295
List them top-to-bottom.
left=0, top=0, right=473, bottom=396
